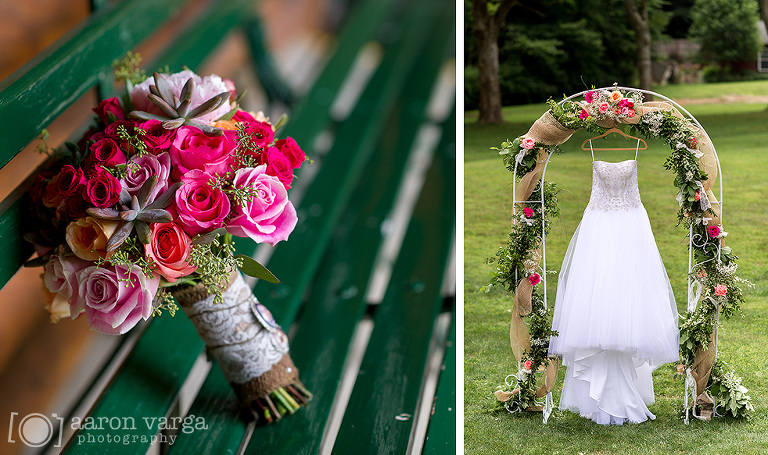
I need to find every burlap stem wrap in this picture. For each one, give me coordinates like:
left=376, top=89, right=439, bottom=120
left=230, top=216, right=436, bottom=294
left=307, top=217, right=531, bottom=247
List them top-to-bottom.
left=173, top=272, right=299, bottom=407
left=691, top=329, right=718, bottom=405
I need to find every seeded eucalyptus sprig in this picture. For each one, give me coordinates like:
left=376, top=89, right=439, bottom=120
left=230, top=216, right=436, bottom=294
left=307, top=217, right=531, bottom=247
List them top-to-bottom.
left=129, top=72, right=230, bottom=136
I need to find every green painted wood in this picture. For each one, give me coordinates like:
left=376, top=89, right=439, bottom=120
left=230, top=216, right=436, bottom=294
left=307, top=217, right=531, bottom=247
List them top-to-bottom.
left=0, top=0, right=190, bottom=171
left=147, top=0, right=252, bottom=74
left=248, top=0, right=440, bottom=330
left=244, top=18, right=295, bottom=107
left=331, top=106, right=456, bottom=453
left=0, top=196, right=34, bottom=291
left=423, top=306, right=457, bottom=454
left=61, top=316, right=204, bottom=454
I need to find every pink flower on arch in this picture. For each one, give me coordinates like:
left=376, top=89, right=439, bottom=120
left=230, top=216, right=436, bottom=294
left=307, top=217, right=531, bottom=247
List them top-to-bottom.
left=584, top=91, right=595, bottom=103
left=599, top=102, right=610, bottom=114
left=579, top=108, right=589, bottom=120
left=521, top=138, right=535, bottom=149
left=523, top=207, right=534, bottom=218
left=708, top=225, right=721, bottom=238
left=528, top=273, right=541, bottom=286
left=714, top=284, right=727, bottom=296
left=523, top=360, right=533, bottom=371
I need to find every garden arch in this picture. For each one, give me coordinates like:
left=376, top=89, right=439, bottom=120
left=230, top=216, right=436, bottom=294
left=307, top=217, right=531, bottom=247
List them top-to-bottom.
left=491, top=86, right=750, bottom=424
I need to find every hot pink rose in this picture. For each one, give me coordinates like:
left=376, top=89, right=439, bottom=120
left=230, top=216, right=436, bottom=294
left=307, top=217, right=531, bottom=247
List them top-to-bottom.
left=130, top=70, right=232, bottom=124
left=585, top=91, right=595, bottom=103
left=93, top=97, right=125, bottom=124
left=599, top=102, right=610, bottom=114
left=578, top=109, right=589, bottom=120
left=138, top=119, right=177, bottom=153
left=247, top=121, right=275, bottom=148
left=168, top=126, right=237, bottom=180
left=274, top=137, right=305, bottom=169
left=87, top=138, right=127, bottom=167
left=521, top=138, right=535, bottom=149
left=265, top=146, right=294, bottom=189
left=120, top=152, right=171, bottom=204
left=42, top=165, right=85, bottom=208
left=227, top=165, right=297, bottom=246
left=85, top=167, right=122, bottom=208
left=174, top=169, right=231, bottom=236
left=523, top=207, right=534, bottom=218
left=145, top=222, right=196, bottom=282
left=708, top=225, right=721, bottom=238
left=44, top=253, right=91, bottom=318
left=77, top=264, right=159, bottom=335
left=528, top=273, right=541, bottom=286
left=713, top=285, right=727, bottom=296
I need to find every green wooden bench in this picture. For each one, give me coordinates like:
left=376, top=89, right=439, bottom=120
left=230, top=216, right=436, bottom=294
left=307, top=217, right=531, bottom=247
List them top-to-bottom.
left=0, top=0, right=456, bottom=453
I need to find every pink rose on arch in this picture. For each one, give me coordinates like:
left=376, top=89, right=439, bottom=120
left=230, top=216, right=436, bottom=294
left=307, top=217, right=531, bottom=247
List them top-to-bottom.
left=130, top=70, right=232, bottom=124
left=584, top=91, right=595, bottom=103
left=93, top=97, right=125, bottom=124
left=599, top=102, right=610, bottom=114
left=578, top=109, right=589, bottom=120
left=627, top=109, right=636, bottom=118
left=138, top=119, right=177, bottom=153
left=168, top=126, right=237, bottom=180
left=274, top=137, right=305, bottom=169
left=521, top=138, right=535, bottom=149
left=265, top=146, right=295, bottom=189
left=120, top=152, right=171, bottom=204
left=227, top=165, right=298, bottom=246
left=85, top=166, right=122, bottom=208
left=174, top=169, right=231, bottom=236
left=523, top=207, right=534, bottom=218
left=145, top=222, right=196, bottom=282
left=708, top=225, right=721, bottom=238
left=44, top=253, right=91, bottom=320
left=77, top=264, right=159, bottom=335
left=528, top=273, right=541, bottom=286
left=713, top=284, right=727, bottom=296
left=523, top=360, right=533, bottom=371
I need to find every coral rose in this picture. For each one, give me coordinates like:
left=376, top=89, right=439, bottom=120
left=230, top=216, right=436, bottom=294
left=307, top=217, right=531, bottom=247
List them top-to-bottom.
left=521, top=138, right=535, bottom=149
left=227, top=165, right=297, bottom=246
left=65, top=217, right=120, bottom=261
left=145, top=222, right=196, bottom=282
left=77, top=264, right=159, bottom=335
left=713, top=284, right=727, bottom=297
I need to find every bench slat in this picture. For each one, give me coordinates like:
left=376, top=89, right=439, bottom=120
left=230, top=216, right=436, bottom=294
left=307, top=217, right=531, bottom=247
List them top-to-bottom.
left=0, top=0, right=190, bottom=171
left=330, top=104, right=455, bottom=452
left=423, top=305, right=457, bottom=454
left=60, top=316, right=204, bottom=454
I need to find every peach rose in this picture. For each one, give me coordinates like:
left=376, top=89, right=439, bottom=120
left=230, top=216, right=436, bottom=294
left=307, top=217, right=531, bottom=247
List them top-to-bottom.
left=610, top=91, right=623, bottom=102
left=65, top=217, right=121, bottom=261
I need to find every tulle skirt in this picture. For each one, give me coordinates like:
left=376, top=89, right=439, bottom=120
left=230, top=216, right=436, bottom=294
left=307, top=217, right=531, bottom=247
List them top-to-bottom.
left=548, top=205, right=679, bottom=424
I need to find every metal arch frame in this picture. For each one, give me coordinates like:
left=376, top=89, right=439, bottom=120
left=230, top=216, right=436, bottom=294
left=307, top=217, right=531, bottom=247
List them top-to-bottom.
left=511, top=86, right=725, bottom=424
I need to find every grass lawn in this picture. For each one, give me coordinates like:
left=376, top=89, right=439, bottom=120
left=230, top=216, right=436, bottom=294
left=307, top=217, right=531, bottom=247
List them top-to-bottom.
left=464, top=84, right=768, bottom=454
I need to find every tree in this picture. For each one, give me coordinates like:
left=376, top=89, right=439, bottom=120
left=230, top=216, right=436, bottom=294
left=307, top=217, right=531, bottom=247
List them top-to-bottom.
left=472, top=0, right=515, bottom=123
left=623, top=0, right=654, bottom=96
left=689, top=0, right=762, bottom=71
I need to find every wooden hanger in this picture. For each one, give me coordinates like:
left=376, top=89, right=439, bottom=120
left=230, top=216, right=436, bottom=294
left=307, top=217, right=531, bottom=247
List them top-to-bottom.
left=580, top=127, right=648, bottom=151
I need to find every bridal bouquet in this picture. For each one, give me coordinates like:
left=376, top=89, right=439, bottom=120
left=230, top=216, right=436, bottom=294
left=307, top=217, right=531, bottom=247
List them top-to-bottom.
left=25, top=56, right=311, bottom=423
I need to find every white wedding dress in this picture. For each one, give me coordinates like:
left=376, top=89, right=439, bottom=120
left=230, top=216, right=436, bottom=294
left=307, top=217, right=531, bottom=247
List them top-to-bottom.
left=547, top=156, right=680, bottom=425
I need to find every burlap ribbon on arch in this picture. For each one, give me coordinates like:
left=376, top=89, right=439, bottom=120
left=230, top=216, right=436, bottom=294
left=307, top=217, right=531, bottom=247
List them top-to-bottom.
left=503, top=100, right=724, bottom=410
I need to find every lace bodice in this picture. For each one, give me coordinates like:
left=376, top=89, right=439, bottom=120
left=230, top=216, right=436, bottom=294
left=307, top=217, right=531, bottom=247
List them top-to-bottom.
left=586, top=160, right=642, bottom=211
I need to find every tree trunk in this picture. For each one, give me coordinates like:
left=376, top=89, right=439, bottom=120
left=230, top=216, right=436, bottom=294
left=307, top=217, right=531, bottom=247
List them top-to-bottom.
left=472, top=0, right=515, bottom=123
left=623, top=0, right=654, bottom=100
left=760, top=0, right=768, bottom=30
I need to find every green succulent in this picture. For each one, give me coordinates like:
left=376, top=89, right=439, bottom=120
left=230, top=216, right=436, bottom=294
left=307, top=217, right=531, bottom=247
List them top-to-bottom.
left=129, top=72, right=230, bottom=135
left=86, top=176, right=180, bottom=251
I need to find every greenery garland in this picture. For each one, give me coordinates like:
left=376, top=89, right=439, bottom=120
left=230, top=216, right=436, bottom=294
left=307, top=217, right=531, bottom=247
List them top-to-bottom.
left=488, top=88, right=752, bottom=419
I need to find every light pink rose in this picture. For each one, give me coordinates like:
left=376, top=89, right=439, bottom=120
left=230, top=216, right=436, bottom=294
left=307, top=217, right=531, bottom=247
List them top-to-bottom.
left=130, top=70, right=231, bottom=124
left=599, top=102, right=610, bottom=114
left=168, top=126, right=237, bottom=180
left=521, top=138, right=535, bottom=149
left=120, top=152, right=171, bottom=204
left=227, top=165, right=298, bottom=246
left=174, top=169, right=231, bottom=236
left=145, top=222, right=196, bottom=282
left=44, top=254, right=91, bottom=318
left=78, top=264, right=159, bottom=335
left=713, top=285, right=727, bottom=297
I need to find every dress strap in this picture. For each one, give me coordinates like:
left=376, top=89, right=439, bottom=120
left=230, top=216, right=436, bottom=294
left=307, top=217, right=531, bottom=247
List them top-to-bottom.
left=589, top=139, right=595, bottom=161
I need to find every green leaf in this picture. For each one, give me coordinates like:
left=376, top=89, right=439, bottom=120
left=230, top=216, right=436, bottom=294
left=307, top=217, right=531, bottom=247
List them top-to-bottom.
left=273, top=113, right=289, bottom=132
left=191, top=228, right=228, bottom=245
left=235, top=255, right=280, bottom=283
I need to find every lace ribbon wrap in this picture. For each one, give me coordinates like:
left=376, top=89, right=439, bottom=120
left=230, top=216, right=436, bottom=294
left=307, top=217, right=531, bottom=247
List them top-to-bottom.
left=173, top=272, right=304, bottom=411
